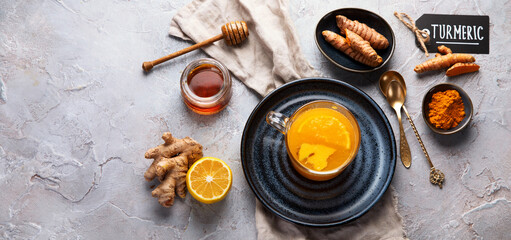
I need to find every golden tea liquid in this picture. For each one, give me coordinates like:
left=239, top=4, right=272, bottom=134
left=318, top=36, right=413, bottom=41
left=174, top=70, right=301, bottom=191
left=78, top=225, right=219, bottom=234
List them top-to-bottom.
left=287, top=107, right=357, bottom=172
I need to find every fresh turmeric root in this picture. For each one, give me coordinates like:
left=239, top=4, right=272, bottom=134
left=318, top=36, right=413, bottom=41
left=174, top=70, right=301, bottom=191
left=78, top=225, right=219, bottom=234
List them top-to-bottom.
left=336, top=15, right=389, bottom=49
left=345, top=29, right=382, bottom=65
left=322, top=30, right=381, bottom=67
left=417, top=45, right=479, bottom=76
left=438, top=45, right=453, bottom=55
left=414, top=54, right=475, bottom=73
left=446, top=63, right=480, bottom=77
left=144, top=132, right=203, bottom=207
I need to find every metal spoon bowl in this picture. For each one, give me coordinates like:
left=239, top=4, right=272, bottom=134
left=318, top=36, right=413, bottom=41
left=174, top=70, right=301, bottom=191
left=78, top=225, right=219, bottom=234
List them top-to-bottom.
left=379, top=70, right=407, bottom=97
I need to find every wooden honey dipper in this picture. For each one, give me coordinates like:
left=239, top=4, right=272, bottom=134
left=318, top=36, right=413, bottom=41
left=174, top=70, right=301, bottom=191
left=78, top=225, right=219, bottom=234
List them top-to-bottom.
left=142, top=21, right=249, bottom=72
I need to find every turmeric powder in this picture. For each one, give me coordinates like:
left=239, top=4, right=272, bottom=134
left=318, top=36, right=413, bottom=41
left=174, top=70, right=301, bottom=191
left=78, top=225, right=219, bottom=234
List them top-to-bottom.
left=428, top=90, right=465, bottom=130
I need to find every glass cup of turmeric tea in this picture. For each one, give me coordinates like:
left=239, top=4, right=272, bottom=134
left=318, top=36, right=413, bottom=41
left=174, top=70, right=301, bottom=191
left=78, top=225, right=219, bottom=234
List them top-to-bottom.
left=180, top=58, right=232, bottom=115
left=266, top=100, right=360, bottom=181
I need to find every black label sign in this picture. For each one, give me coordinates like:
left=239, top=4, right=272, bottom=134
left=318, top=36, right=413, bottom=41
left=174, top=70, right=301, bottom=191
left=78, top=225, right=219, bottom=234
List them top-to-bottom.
left=416, top=14, right=489, bottom=54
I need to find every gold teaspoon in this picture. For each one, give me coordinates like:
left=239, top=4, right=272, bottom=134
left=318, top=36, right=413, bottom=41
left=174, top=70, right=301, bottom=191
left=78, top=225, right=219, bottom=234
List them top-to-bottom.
left=386, top=81, right=412, bottom=168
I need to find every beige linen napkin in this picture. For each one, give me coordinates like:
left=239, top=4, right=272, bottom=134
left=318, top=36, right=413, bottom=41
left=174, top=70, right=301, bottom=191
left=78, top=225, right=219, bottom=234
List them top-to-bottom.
left=169, top=0, right=319, bottom=96
left=170, top=0, right=406, bottom=239
left=256, top=187, right=406, bottom=240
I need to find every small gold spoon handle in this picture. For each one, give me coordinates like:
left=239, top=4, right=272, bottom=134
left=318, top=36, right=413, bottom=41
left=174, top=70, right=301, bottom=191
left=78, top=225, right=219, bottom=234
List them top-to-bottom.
left=402, top=106, right=433, bottom=167
left=402, top=106, right=445, bottom=188
left=396, top=108, right=412, bottom=168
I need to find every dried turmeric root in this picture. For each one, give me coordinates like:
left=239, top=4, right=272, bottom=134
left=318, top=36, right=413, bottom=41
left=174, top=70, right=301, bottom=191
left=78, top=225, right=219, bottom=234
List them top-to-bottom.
left=336, top=15, right=389, bottom=49
left=345, top=29, right=382, bottom=65
left=322, top=30, right=381, bottom=67
left=438, top=45, right=453, bottom=55
left=414, top=54, right=475, bottom=73
left=446, top=63, right=480, bottom=77
left=144, top=132, right=203, bottom=207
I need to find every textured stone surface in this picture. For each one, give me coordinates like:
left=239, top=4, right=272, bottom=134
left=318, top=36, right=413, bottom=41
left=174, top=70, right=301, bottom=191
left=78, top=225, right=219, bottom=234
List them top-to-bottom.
left=0, top=0, right=510, bottom=239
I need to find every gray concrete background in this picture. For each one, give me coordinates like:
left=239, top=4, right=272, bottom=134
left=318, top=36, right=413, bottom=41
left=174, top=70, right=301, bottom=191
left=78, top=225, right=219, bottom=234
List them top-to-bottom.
left=1, top=0, right=510, bottom=239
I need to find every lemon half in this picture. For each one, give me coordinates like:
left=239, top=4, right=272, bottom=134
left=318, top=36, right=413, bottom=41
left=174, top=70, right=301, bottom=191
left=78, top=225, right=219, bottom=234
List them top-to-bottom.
left=186, top=157, right=233, bottom=204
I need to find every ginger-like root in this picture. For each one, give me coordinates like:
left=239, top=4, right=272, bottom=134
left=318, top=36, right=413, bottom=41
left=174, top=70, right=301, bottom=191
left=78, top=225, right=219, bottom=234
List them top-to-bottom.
left=336, top=15, right=389, bottom=49
left=345, top=29, right=382, bottom=65
left=322, top=30, right=381, bottom=67
left=417, top=45, right=479, bottom=76
left=438, top=45, right=453, bottom=55
left=414, top=54, right=475, bottom=73
left=446, top=63, right=480, bottom=77
left=144, top=132, right=203, bottom=207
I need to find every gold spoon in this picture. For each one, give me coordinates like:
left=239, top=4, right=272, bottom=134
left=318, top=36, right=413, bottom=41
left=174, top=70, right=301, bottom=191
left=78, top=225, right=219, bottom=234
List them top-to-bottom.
left=379, top=71, right=445, bottom=188
left=384, top=80, right=412, bottom=168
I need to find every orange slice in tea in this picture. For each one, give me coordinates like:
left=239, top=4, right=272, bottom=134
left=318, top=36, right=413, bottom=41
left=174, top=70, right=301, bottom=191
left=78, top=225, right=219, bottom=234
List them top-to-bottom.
left=296, top=110, right=351, bottom=150
left=298, top=143, right=336, bottom=171
left=186, top=157, right=233, bottom=204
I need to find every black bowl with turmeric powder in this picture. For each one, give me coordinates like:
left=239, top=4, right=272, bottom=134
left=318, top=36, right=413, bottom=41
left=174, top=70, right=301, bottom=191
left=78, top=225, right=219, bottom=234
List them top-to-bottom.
left=422, top=83, right=473, bottom=135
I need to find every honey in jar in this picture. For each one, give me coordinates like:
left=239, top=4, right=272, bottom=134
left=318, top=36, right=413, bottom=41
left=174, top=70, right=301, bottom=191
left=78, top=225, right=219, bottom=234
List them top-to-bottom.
left=180, top=58, right=232, bottom=115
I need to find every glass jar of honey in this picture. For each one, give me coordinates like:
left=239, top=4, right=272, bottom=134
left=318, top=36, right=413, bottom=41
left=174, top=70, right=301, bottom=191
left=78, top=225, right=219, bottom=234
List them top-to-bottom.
left=180, top=58, right=232, bottom=115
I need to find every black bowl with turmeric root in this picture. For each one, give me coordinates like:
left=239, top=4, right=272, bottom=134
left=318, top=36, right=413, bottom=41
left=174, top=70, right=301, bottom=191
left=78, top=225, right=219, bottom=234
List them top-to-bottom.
left=315, top=8, right=395, bottom=73
left=422, top=83, right=473, bottom=135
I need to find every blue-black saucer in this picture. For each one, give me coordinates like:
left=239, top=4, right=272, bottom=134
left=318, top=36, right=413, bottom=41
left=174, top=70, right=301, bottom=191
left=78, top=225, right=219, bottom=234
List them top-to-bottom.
left=241, top=78, right=396, bottom=227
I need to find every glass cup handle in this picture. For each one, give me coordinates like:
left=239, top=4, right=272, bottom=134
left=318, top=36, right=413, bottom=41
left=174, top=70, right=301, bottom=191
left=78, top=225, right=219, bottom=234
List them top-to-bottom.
left=266, top=111, right=289, bottom=134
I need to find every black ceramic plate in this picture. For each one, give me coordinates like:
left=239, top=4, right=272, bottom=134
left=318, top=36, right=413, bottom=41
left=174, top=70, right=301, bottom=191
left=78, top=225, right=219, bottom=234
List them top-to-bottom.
left=315, top=8, right=395, bottom=72
left=241, top=78, right=396, bottom=227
